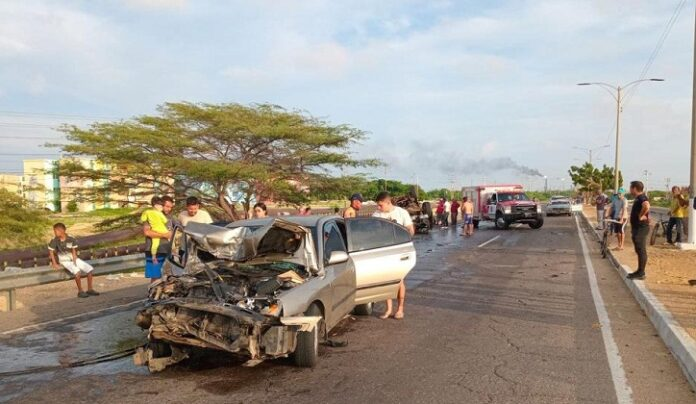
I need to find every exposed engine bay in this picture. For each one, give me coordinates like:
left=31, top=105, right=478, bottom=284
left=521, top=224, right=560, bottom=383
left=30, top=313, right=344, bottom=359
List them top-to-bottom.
left=134, top=220, right=322, bottom=372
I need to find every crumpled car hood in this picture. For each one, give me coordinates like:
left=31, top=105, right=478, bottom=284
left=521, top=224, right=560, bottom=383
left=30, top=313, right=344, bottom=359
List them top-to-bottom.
left=184, top=219, right=320, bottom=275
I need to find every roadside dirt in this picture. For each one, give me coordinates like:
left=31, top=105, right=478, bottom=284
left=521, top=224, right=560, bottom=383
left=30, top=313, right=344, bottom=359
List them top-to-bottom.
left=584, top=205, right=696, bottom=341
left=0, top=273, right=148, bottom=332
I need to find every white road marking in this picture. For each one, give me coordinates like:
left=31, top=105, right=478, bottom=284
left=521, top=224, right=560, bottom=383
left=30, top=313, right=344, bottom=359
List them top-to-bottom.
left=575, top=215, right=633, bottom=404
left=477, top=235, right=500, bottom=248
left=0, top=299, right=146, bottom=335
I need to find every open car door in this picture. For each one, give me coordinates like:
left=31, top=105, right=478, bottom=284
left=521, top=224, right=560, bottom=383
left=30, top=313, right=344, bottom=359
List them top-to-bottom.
left=345, top=217, right=416, bottom=305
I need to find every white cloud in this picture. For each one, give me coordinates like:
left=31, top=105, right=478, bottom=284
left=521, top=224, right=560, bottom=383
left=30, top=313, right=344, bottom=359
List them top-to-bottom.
left=123, top=0, right=187, bottom=10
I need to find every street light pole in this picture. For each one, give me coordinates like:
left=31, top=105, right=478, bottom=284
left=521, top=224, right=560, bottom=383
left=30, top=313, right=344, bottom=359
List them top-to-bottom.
left=683, top=3, right=696, bottom=248
left=577, top=78, right=664, bottom=192
left=615, top=87, right=622, bottom=192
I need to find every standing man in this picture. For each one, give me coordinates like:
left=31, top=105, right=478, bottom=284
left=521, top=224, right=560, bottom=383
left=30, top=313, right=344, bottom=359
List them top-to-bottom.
left=628, top=181, right=651, bottom=280
left=666, top=186, right=689, bottom=245
left=608, top=189, right=628, bottom=250
left=372, top=191, right=414, bottom=320
left=595, top=191, right=608, bottom=230
left=343, top=193, right=363, bottom=218
left=143, top=196, right=174, bottom=282
left=178, top=196, right=213, bottom=227
left=442, top=197, right=451, bottom=228
left=462, top=197, right=475, bottom=237
left=450, top=198, right=460, bottom=227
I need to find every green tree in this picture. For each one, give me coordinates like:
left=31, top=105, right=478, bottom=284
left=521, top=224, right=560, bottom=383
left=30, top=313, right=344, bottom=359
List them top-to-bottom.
left=56, top=102, right=378, bottom=220
left=568, top=163, right=623, bottom=194
left=0, top=189, right=50, bottom=250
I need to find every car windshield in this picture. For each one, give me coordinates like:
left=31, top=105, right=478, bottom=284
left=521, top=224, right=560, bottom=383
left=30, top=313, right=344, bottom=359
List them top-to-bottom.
left=497, top=192, right=529, bottom=202
left=551, top=200, right=569, bottom=205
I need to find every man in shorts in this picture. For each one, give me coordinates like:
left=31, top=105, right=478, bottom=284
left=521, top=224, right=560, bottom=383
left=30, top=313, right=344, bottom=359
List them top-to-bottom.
left=608, top=189, right=628, bottom=250
left=372, top=191, right=414, bottom=320
left=462, top=197, right=475, bottom=236
left=48, top=223, right=99, bottom=298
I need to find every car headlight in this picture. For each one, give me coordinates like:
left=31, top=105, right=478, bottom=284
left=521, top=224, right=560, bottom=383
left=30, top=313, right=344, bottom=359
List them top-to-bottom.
left=536, top=205, right=542, bottom=213
left=503, top=206, right=511, bottom=214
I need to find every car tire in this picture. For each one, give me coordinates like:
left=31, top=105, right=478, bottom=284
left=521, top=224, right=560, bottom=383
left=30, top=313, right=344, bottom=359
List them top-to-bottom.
left=495, top=214, right=509, bottom=230
left=529, top=218, right=544, bottom=229
left=352, top=302, right=373, bottom=316
left=294, top=303, right=323, bottom=368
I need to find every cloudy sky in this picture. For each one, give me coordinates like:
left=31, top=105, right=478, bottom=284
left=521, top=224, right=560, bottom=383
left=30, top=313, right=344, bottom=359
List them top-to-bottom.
left=0, top=0, right=693, bottom=190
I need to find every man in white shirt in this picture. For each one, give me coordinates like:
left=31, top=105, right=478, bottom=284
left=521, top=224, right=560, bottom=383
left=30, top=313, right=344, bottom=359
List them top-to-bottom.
left=372, top=191, right=414, bottom=320
left=178, top=196, right=213, bottom=227
left=442, top=197, right=451, bottom=228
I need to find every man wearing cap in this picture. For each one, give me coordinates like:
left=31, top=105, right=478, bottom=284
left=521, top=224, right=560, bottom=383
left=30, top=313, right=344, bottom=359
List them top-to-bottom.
left=608, top=189, right=628, bottom=250
left=343, top=193, right=363, bottom=218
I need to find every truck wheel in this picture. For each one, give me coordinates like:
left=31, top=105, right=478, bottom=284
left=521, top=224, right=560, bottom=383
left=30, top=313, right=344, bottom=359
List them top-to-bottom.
left=495, top=214, right=509, bottom=230
left=529, top=218, right=544, bottom=229
left=352, top=302, right=373, bottom=316
left=294, top=303, right=323, bottom=368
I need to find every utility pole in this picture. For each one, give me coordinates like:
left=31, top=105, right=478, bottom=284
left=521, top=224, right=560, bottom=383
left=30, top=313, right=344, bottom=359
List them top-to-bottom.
left=682, top=3, right=696, bottom=248
left=578, top=79, right=663, bottom=192
left=643, top=170, right=651, bottom=197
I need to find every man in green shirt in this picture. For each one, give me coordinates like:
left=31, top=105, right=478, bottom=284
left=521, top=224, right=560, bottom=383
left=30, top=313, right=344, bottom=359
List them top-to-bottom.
left=667, top=186, right=689, bottom=244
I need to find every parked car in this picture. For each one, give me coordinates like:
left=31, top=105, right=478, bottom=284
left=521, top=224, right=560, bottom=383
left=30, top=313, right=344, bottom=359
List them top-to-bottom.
left=546, top=196, right=572, bottom=216
left=133, top=216, right=416, bottom=372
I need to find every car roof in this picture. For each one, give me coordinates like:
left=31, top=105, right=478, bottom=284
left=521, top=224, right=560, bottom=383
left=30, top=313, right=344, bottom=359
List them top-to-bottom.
left=227, top=215, right=338, bottom=228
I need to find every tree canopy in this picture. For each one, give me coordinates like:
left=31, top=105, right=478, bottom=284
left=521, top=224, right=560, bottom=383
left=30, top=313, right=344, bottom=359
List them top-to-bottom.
left=56, top=102, right=378, bottom=219
left=568, top=162, right=622, bottom=193
left=0, top=189, right=50, bottom=250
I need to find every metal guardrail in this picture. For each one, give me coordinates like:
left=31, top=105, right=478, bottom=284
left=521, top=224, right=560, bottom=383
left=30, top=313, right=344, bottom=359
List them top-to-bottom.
left=0, top=253, right=145, bottom=312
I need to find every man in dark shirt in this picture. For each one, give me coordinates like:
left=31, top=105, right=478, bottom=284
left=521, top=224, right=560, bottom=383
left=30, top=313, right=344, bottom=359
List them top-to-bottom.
left=628, top=181, right=651, bottom=280
left=142, top=195, right=175, bottom=281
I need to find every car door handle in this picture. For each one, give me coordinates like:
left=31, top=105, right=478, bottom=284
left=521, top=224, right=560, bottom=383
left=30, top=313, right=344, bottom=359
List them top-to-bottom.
left=400, top=255, right=410, bottom=261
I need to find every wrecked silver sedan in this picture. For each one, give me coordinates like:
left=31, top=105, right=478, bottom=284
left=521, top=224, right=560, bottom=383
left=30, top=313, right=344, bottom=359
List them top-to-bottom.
left=134, top=216, right=416, bottom=371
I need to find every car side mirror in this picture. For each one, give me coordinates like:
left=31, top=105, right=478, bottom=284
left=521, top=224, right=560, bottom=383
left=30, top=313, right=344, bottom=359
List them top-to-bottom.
left=327, top=251, right=349, bottom=265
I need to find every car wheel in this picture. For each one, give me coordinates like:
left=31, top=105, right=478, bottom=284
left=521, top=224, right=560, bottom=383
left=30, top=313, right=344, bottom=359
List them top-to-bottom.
left=495, top=214, right=508, bottom=230
left=529, top=218, right=544, bottom=229
left=352, top=302, right=373, bottom=316
left=294, top=303, right=323, bottom=368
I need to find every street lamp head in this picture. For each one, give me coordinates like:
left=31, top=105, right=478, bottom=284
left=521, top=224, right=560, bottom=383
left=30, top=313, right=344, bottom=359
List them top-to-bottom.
left=649, top=78, right=665, bottom=82
left=577, top=83, right=592, bottom=86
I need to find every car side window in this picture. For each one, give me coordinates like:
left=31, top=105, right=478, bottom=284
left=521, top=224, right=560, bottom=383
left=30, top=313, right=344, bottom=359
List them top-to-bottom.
left=346, top=218, right=397, bottom=252
left=323, top=223, right=346, bottom=263
left=394, top=225, right=411, bottom=245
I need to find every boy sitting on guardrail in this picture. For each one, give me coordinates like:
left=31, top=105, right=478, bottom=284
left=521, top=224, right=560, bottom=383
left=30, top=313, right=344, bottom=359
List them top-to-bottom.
left=48, top=223, right=99, bottom=299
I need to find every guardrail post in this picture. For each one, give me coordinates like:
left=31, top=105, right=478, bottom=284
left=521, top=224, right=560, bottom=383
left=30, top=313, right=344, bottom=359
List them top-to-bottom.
left=1, top=289, right=15, bottom=312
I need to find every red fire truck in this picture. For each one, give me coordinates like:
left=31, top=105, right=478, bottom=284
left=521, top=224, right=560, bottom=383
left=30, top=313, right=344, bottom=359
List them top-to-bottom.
left=461, top=184, right=544, bottom=230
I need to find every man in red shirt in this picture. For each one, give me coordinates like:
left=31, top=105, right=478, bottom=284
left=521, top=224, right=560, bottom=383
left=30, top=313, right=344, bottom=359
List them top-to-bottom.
left=450, top=199, right=460, bottom=227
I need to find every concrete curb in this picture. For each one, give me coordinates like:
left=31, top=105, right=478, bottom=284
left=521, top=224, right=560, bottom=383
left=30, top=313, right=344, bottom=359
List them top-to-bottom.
left=580, top=212, right=696, bottom=391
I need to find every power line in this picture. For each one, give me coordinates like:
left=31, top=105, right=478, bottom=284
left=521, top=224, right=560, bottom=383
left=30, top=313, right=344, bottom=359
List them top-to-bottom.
left=623, top=0, right=687, bottom=106
left=0, top=110, right=122, bottom=121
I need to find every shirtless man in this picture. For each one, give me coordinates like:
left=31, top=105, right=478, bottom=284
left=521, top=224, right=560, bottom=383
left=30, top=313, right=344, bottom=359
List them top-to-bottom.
left=343, top=193, right=363, bottom=218
left=461, top=197, right=475, bottom=236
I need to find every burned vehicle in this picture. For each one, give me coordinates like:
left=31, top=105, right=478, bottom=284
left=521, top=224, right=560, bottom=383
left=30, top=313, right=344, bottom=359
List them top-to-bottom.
left=134, top=216, right=416, bottom=371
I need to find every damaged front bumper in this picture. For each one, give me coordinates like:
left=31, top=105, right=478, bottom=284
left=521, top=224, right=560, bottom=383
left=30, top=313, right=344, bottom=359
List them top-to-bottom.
left=134, top=300, right=321, bottom=372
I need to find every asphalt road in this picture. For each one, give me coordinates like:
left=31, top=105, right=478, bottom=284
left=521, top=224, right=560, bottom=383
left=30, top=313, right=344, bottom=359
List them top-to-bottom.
left=1, top=216, right=695, bottom=403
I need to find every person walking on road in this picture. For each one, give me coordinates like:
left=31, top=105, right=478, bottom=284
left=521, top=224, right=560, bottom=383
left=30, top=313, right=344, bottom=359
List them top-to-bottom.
left=628, top=181, right=650, bottom=280
left=666, top=186, right=689, bottom=244
left=608, top=189, right=628, bottom=250
left=372, top=191, right=415, bottom=320
left=595, top=191, right=608, bottom=230
left=343, top=193, right=363, bottom=218
left=442, top=197, right=451, bottom=228
left=462, top=197, right=475, bottom=236
left=435, top=198, right=444, bottom=226
left=450, top=199, right=460, bottom=227
left=48, top=223, right=99, bottom=298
